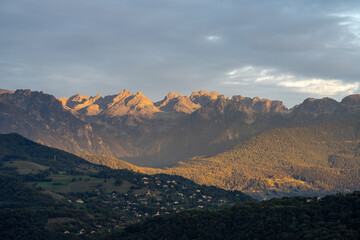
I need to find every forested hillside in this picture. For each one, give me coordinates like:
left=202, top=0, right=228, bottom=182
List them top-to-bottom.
left=164, top=119, right=360, bottom=198
left=0, top=133, right=252, bottom=239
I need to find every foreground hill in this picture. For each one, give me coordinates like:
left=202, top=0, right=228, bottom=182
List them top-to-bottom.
left=0, top=133, right=252, bottom=239
left=0, top=133, right=92, bottom=169
left=107, top=191, right=360, bottom=240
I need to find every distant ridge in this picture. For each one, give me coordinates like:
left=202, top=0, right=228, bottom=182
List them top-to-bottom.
left=59, top=89, right=224, bottom=116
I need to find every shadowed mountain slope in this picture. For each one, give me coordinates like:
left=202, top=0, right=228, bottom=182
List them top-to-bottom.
left=0, top=89, right=128, bottom=158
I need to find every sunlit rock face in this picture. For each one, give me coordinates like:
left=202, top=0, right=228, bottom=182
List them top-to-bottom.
left=190, top=89, right=220, bottom=107
left=59, top=90, right=161, bottom=118
left=155, top=92, right=201, bottom=114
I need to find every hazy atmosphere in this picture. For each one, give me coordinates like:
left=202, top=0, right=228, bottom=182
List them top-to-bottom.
left=1, top=0, right=360, bottom=107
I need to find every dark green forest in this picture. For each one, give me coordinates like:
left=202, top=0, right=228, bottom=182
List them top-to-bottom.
left=107, top=192, right=360, bottom=240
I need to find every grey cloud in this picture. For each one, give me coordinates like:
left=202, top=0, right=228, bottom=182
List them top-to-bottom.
left=0, top=0, right=359, bottom=106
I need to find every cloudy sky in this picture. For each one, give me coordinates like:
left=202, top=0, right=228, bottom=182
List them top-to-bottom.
left=1, top=0, right=360, bottom=107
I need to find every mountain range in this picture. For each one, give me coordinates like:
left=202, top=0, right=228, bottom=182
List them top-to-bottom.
left=1, top=88, right=360, bottom=198
left=0, top=89, right=291, bottom=167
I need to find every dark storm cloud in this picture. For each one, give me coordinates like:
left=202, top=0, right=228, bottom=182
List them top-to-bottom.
left=1, top=0, right=359, bottom=106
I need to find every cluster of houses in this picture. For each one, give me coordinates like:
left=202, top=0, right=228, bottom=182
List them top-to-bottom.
left=61, top=175, right=235, bottom=236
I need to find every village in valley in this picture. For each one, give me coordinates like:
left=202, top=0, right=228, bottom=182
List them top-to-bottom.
left=59, top=173, right=246, bottom=235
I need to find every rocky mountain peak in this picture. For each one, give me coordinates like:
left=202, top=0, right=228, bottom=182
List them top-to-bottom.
left=0, top=89, right=14, bottom=95
left=0, top=89, right=68, bottom=121
left=13, top=89, right=32, bottom=97
left=110, top=89, right=133, bottom=105
left=119, top=89, right=131, bottom=96
left=58, top=90, right=161, bottom=118
left=99, top=90, right=160, bottom=118
left=190, top=90, right=220, bottom=106
left=190, top=90, right=219, bottom=98
left=126, top=91, right=154, bottom=107
left=155, top=92, right=201, bottom=114
left=166, top=92, right=182, bottom=99
left=59, top=93, right=102, bottom=114
left=71, top=93, right=90, bottom=102
left=66, top=94, right=91, bottom=108
left=341, top=94, right=360, bottom=114
left=342, top=94, right=360, bottom=103
left=231, top=95, right=288, bottom=114
left=252, top=96, right=260, bottom=102
left=291, top=97, right=344, bottom=119
left=301, top=97, right=339, bottom=111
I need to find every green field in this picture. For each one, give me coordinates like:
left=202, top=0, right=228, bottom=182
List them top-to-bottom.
left=5, top=159, right=139, bottom=195
left=5, top=160, right=49, bottom=174
left=35, top=174, right=135, bottom=193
